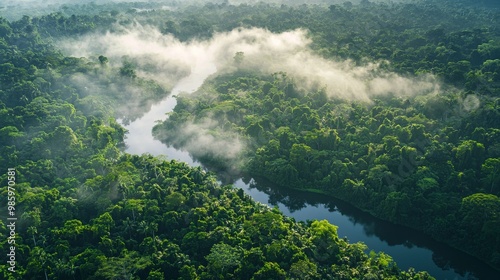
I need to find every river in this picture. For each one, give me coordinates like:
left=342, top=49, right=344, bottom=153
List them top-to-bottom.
left=119, top=64, right=499, bottom=280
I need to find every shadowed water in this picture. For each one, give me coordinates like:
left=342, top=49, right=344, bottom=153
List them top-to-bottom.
left=120, top=64, right=499, bottom=280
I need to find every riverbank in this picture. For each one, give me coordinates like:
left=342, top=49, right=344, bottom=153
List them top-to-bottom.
left=250, top=175, right=500, bottom=275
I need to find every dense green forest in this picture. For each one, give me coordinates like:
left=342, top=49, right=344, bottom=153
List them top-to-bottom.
left=0, top=0, right=499, bottom=279
left=152, top=0, right=500, bottom=271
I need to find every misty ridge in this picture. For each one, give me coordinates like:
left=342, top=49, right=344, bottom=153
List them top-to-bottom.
left=57, top=22, right=442, bottom=165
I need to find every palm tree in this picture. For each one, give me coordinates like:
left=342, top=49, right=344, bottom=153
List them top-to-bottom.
left=123, top=217, right=136, bottom=239
left=27, top=226, right=37, bottom=246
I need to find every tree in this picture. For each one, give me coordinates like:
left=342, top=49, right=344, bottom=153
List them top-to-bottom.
left=0, top=19, right=12, bottom=37
left=234, top=51, right=244, bottom=66
left=98, top=55, right=108, bottom=65
left=119, top=61, right=137, bottom=78
left=0, top=126, right=25, bottom=145
left=48, top=126, right=81, bottom=157
left=454, top=140, right=485, bottom=171
left=289, top=143, right=317, bottom=179
left=264, top=158, right=298, bottom=187
left=481, top=158, right=500, bottom=193
left=416, top=177, right=438, bottom=194
left=165, top=192, right=186, bottom=211
left=377, top=192, right=411, bottom=223
left=460, top=193, right=500, bottom=231
left=51, top=197, right=78, bottom=222
left=92, top=212, right=115, bottom=237
left=244, top=212, right=287, bottom=243
left=61, top=219, right=85, bottom=241
left=137, top=220, right=158, bottom=239
left=308, top=220, right=341, bottom=264
left=206, top=243, right=242, bottom=277
left=26, top=247, right=51, bottom=280
left=96, top=250, right=151, bottom=280
left=289, top=259, right=319, bottom=279
left=252, top=262, right=286, bottom=280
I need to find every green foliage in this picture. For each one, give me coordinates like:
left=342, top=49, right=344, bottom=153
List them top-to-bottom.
left=0, top=0, right=499, bottom=278
left=151, top=1, right=500, bottom=270
left=308, top=220, right=342, bottom=264
left=206, top=243, right=242, bottom=277
left=96, top=250, right=151, bottom=280
left=252, top=262, right=286, bottom=280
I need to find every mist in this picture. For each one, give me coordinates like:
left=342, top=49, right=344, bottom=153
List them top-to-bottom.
left=0, top=0, right=415, bottom=21
left=0, top=0, right=173, bottom=21
left=58, top=24, right=440, bottom=164
left=60, top=25, right=439, bottom=101
left=168, top=117, right=246, bottom=166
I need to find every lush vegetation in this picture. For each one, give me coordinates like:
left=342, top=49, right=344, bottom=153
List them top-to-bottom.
left=0, top=0, right=499, bottom=279
left=152, top=0, right=500, bottom=271
left=0, top=1, right=440, bottom=279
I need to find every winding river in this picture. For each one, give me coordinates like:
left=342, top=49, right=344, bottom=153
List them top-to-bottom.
left=120, top=64, right=499, bottom=280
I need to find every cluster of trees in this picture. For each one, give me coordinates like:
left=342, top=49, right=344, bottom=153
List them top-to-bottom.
left=93, top=0, right=499, bottom=94
left=152, top=0, right=500, bottom=270
left=0, top=2, right=436, bottom=280
left=157, top=71, right=500, bottom=268
left=157, top=72, right=500, bottom=270
left=2, top=149, right=435, bottom=279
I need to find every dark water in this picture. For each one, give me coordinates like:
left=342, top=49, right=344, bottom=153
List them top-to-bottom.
left=120, top=65, right=500, bottom=280
left=237, top=178, right=499, bottom=280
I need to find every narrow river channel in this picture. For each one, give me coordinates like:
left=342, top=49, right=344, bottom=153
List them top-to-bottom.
left=119, top=64, right=499, bottom=280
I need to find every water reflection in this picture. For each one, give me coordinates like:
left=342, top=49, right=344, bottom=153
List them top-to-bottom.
left=119, top=64, right=499, bottom=279
left=242, top=177, right=498, bottom=280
